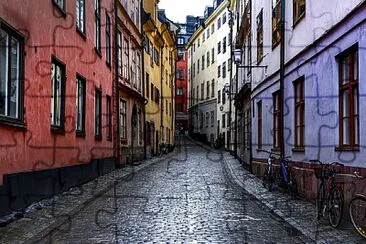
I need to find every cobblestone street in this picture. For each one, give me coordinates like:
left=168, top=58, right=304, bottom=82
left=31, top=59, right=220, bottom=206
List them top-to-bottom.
left=0, top=136, right=364, bottom=243
left=40, top=136, right=310, bottom=243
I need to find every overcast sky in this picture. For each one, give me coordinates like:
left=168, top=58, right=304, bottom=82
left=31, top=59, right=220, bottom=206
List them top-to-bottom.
left=158, top=0, right=213, bottom=23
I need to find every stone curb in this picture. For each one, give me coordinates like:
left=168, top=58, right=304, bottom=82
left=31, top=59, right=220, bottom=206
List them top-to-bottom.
left=0, top=151, right=177, bottom=244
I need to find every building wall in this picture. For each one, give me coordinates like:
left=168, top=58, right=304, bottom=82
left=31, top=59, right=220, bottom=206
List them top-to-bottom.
left=0, top=0, right=115, bottom=215
left=116, top=0, right=145, bottom=165
left=176, top=52, right=188, bottom=131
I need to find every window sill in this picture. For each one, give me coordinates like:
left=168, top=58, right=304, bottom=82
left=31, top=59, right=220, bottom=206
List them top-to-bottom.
left=52, top=1, right=67, bottom=17
left=293, top=13, right=305, bottom=28
left=76, top=28, right=86, bottom=40
left=272, top=41, right=280, bottom=50
left=94, top=47, right=102, bottom=58
left=106, top=61, right=111, bottom=69
left=0, top=117, right=26, bottom=130
left=51, top=125, right=65, bottom=135
left=76, top=130, right=86, bottom=138
left=95, top=134, right=103, bottom=141
left=335, top=146, right=360, bottom=152
left=271, top=147, right=280, bottom=152
left=292, top=147, right=305, bottom=153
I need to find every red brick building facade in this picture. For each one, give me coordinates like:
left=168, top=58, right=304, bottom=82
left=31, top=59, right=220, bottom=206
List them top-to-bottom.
left=175, top=52, right=188, bottom=132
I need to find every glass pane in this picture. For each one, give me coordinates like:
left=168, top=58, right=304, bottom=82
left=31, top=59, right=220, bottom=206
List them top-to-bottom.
left=0, top=29, right=8, bottom=115
left=9, top=38, right=19, bottom=118
left=354, top=51, right=358, bottom=80
left=341, top=57, right=350, bottom=84
left=51, top=63, right=55, bottom=124
left=56, top=65, right=62, bottom=125
left=354, top=86, right=358, bottom=116
left=343, top=90, right=349, bottom=117
left=296, top=108, right=301, bottom=126
left=355, top=115, right=359, bottom=144
left=343, top=118, right=350, bottom=144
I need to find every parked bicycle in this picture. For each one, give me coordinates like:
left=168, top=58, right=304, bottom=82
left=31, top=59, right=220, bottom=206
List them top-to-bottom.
left=157, top=143, right=168, bottom=156
left=259, top=149, right=297, bottom=197
left=311, top=159, right=344, bottom=227
left=349, top=171, right=366, bottom=238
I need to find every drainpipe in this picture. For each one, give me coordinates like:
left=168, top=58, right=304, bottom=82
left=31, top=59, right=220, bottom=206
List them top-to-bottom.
left=114, top=0, right=121, bottom=166
left=141, top=0, right=147, bottom=160
left=249, top=0, right=253, bottom=172
left=279, top=0, right=285, bottom=158
left=228, top=2, right=234, bottom=153
left=160, top=27, right=169, bottom=146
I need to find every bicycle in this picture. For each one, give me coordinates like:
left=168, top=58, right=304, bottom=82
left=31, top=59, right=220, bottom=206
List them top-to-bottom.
left=260, top=149, right=297, bottom=197
left=311, top=159, right=344, bottom=227
left=349, top=171, right=366, bottom=239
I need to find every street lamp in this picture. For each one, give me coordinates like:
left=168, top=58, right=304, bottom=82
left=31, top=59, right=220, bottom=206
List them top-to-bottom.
left=233, top=48, right=243, bottom=64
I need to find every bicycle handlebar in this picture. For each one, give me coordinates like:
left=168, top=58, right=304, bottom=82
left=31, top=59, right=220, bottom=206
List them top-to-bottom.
left=354, top=171, right=366, bottom=179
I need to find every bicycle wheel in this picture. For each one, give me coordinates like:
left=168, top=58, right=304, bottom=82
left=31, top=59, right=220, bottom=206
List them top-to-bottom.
left=263, top=166, right=273, bottom=191
left=316, top=182, right=325, bottom=220
left=328, top=187, right=344, bottom=227
left=349, top=196, right=366, bottom=238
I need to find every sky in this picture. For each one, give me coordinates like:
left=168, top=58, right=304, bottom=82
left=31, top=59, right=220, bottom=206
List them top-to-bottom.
left=158, top=0, right=213, bottom=23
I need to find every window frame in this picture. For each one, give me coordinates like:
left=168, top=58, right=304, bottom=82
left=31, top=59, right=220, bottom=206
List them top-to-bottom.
left=76, top=0, right=86, bottom=35
left=94, top=0, right=102, bottom=55
left=293, top=0, right=306, bottom=26
left=257, top=9, right=264, bottom=63
left=105, top=12, right=111, bottom=66
left=0, top=21, right=25, bottom=128
left=338, top=46, right=359, bottom=150
left=50, top=56, right=66, bottom=133
left=76, top=74, right=86, bottom=136
left=293, top=77, right=305, bottom=150
left=94, top=88, right=102, bottom=139
left=273, top=91, right=281, bottom=150
left=106, top=95, right=112, bottom=141
left=120, top=98, right=127, bottom=142
left=257, top=101, right=262, bottom=148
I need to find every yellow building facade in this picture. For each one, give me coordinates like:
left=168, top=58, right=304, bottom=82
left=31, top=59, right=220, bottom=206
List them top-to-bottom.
left=143, top=0, right=177, bottom=157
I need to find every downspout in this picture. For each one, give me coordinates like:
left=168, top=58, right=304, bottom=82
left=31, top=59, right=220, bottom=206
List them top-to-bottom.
left=114, top=0, right=121, bottom=166
left=141, top=0, right=147, bottom=160
left=249, top=0, right=253, bottom=172
left=279, top=0, right=285, bottom=158
left=228, top=2, right=234, bottom=153
left=160, top=27, right=169, bottom=146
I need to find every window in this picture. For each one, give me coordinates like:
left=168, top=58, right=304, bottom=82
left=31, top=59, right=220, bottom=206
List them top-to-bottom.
left=53, top=0, right=65, bottom=11
left=76, top=0, right=85, bottom=34
left=94, top=0, right=101, bottom=53
left=272, top=0, right=281, bottom=46
left=293, top=0, right=306, bottom=24
left=257, top=9, right=264, bottom=62
left=222, top=12, right=227, bottom=24
left=106, top=13, right=111, bottom=65
left=218, top=17, right=221, bottom=29
left=211, top=23, right=215, bottom=34
left=0, top=24, right=23, bottom=121
left=206, top=29, right=210, bottom=39
left=117, top=31, right=122, bottom=76
left=202, top=32, right=205, bottom=42
left=228, top=33, right=231, bottom=46
left=178, top=37, right=185, bottom=45
left=223, top=37, right=227, bottom=53
left=123, top=38, right=129, bottom=79
left=198, top=38, right=200, bottom=47
left=218, top=42, right=221, bottom=54
left=339, top=47, right=359, bottom=148
left=132, top=48, right=136, bottom=86
left=211, top=48, right=215, bottom=63
left=207, top=52, right=210, bottom=67
left=137, top=54, right=141, bottom=91
left=202, top=55, right=205, bottom=70
left=50, top=57, right=66, bottom=129
left=228, top=58, right=232, bottom=72
left=197, top=60, right=200, bottom=74
left=222, top=62, right=226, bottom=78
left=193, top=63, right=195, bottom=76
left=218, top=65, right=221, bottom=78
left=177, top=69, right=184, bottom=79
left=146, top=73, right=149, bottom=98
left=76, top=75, right=86, bottom=135
left=294, top=77, right=305, bottom=149
left=211, top=79, right=214, bottom=98
left=206, top=81, right=209, bottom=99
left=201, top=83, right=204, bottom=100
left=151, top=84, right=154, bottom=101
left=196, top=86, right=199, bottom=103
left=176, top=87, right=183, bottom=95
left=95, top=88, right=102, bottom=138
left=155, top=88, right=160, bottom=104
left=222, top=89, right=226, bottom=104
left=218, top=90, right=221, bottom=103
left=273, top=91, right=281, bottom=149
left=106, top=95, right=112, bottom=140
left=120, top=99, right=127, bottom=140
left=166, top=99, right=168, bottom=115
left=258, top=101, right=262, bottom=148
left=138, top=109, right=143, bottom=145
left=211, top=111, right=214, bottom=127
left=206, top=112, right=209, bottom=127
left=222, top=114, right=226, bottom=128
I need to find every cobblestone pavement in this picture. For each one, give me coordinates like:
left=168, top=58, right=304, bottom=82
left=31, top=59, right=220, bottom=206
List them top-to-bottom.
left=0, top=135, right=364, bottom=243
